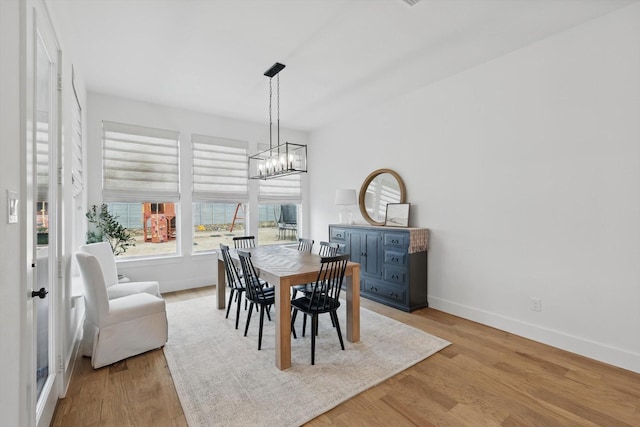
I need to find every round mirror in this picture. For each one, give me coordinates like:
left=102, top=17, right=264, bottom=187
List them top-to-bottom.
left=358, top=168, right=406, bottom=226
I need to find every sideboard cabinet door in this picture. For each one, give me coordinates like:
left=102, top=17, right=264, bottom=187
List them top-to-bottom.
left=347, top=228, right=381, bottom=278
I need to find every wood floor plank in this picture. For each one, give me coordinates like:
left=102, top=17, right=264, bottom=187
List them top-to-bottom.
left=51, top=285, right=640, bottom=426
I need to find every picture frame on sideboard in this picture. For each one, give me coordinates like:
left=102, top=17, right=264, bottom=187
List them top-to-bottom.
left=385, top=203, right=410, bottom=227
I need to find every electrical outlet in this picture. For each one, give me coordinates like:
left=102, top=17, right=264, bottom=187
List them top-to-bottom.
left=531, top=297, right=542, bottom=312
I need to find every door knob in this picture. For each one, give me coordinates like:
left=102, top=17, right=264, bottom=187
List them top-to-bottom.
left=31, top=287, right=48, bottom=299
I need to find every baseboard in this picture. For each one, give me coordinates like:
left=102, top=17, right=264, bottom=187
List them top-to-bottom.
left=161, top=277, right=215, bottom=293
left=429, top=296, right=640, bottom=374
left=61, top=314, right=84, bottom=397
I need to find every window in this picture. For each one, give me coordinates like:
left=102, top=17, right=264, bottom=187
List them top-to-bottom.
left=102, top=121, right=180, bottom=257
left=192, top=134, right=248, bottom=252
left=257, top=145, right=301, bottom=246
left=103, top=202, right=178, bottom=257
left=193, top=202, right=245, bottom=251
left=258, top=203, right=298, bottom=245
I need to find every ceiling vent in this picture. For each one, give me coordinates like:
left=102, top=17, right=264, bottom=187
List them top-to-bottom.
left=400, top=0, right=422, bottom=6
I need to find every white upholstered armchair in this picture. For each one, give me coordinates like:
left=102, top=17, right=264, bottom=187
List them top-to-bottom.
left=79, top=242, right=161, bottom=299
left=75, top=251, right=168, bottom=368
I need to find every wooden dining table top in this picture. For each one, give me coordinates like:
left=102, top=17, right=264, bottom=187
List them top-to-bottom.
left=217, top=244, right=361, bottom=370
left=228, top=245, right=358, bottom=284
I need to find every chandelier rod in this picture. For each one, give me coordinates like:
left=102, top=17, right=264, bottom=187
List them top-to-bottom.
left=264, top=62, right=285, bottom=152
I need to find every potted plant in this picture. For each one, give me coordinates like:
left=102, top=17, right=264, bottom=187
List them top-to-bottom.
left=86, top=204, right=136, bottom=256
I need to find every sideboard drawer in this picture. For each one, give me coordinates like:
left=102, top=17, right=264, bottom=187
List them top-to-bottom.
left=330, top=227, right=347, bottom=241
left=384, top=232, right=408, bottom=248
left=384, top=249, right=407, bottom=267
left=383, top=266, right=406, bottom=285
left=362, top=279, right=406, bottom=305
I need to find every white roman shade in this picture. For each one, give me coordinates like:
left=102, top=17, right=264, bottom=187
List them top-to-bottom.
left=102, top=121, right=180, bottom=202
left=192, top=134, right=248, bottom=202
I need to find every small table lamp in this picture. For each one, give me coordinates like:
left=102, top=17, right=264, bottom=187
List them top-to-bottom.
left=335, top=188, right=357, bottom=224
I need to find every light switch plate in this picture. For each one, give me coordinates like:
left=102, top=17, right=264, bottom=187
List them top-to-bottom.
left=7, top=190, right=19, bottom=224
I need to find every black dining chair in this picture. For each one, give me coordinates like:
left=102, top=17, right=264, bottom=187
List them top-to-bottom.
left=233, top=235, right=256, bottom=249
left=297, top=238, right=314, bottom=253
left=291, top=241, right=339, bottom=299
left=292, top=241, right=342, bottom=337
left=219, top=244, right=247, bottom=329
left=237, top=250, right=275, bottom=350
left=290, top=254, right=350, bottom=365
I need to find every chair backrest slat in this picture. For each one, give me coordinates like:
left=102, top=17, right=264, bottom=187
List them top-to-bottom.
left=233, top=236, right=256, bottom=249
left=318, top=241, right=339, bottom=257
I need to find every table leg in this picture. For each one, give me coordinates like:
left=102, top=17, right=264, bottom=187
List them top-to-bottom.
left=216, top=258, right=225, bottom=309
left=346, top=264, right=360, bottom=342
left=275, top=279, right=292, bottom=370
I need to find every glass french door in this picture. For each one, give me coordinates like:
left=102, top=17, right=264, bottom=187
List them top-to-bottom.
left=29, top=5, right=60, bottom=426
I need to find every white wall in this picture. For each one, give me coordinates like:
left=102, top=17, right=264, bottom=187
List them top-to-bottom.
left=0, top=0, right=26, bottom=424
left=309, top=4, right=640, bottom=373
left=86, top=93, right=309, bottom=292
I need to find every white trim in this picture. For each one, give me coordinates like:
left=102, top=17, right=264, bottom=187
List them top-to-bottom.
left=429, top=296, right=640, bottom=374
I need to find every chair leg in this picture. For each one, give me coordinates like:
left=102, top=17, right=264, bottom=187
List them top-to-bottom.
left=225, top=288, right=235, bottom=319
left=235, top=292, right=243, bottom=329
left=244, top=303, right=254, bottom=337
left=258, top=305, right=265, bottom=350
left=291, top=309, right=298, bottom=339
left=331, top=311, right=345, bottom=350
left=302, top=313, right=307, bottom=337
left=311, top=314, right=317, bottom=365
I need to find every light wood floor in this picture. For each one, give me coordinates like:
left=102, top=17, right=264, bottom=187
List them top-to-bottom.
left=51, top=286, right=640, bottom=426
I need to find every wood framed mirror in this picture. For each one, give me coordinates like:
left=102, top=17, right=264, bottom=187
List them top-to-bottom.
left=358, top=168, right=406, bottom=226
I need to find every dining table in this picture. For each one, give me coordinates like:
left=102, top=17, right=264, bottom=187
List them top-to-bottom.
left=217, top=245, right=361, bottom=370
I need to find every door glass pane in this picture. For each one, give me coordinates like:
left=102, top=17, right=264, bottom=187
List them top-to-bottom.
left=35, top=32, right=51, bottom=401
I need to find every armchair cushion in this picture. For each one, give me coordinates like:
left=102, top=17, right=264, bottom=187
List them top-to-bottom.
left=107, top=281, right=161, bottom=299
left=102, top=292, right=166, bottom=328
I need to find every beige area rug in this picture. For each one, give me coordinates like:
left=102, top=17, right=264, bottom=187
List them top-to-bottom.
left=163, top=296, right=450, bottom=427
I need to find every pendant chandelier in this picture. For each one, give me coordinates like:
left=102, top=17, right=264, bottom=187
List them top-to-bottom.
left=249, top=62, right=307, bottom=180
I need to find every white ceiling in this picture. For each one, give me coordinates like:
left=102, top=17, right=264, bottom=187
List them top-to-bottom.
left=47, top=0, right=637, bottom=132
